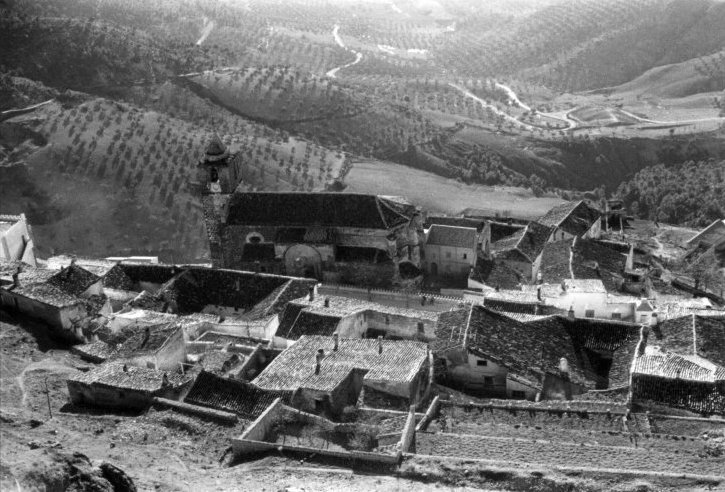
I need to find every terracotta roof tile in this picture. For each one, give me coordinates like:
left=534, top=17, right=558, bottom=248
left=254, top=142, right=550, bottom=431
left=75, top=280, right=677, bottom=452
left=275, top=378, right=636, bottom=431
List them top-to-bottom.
left=426, top=225, right=477, bottom=248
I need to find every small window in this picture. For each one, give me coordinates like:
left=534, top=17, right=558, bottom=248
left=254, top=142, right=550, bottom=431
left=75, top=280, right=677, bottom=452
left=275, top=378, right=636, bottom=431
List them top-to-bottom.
left=463, top=253, right=468, bottom=260
left=585, top=309, right=595, bottom=318
left=611, top=312, right=622, bottom=320
left=476, top=360, right=488, bottom=367
left=484, top=376, right=494, bottom=385
left=511, top=390, right=526, bottom=399
left=314, top=399, right=325, bottom=412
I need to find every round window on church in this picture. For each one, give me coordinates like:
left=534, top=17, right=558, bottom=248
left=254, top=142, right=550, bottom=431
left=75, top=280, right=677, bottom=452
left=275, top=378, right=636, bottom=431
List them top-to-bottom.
left=246, top=232, right=264, bottom=244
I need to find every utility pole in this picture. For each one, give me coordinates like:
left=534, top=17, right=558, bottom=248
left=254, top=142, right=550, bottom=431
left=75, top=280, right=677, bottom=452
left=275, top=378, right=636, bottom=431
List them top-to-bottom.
left=44, top=377, right=53, bottom=419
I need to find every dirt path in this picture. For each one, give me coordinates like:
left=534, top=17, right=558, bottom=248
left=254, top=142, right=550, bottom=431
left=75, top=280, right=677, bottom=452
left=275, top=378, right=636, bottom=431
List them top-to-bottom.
left=326, top=25, right=363, bottom=79
left=494, top=82, right=531, bottom=112
left=448, top=83, right=535, bottom=130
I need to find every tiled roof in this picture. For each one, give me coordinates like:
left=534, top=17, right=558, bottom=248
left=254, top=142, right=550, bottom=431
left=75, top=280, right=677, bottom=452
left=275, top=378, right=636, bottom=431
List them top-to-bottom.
left=225, top=192, right=411, bottom=230
left=538, top=201, right=600, bottom=236
left=425, top=216, right=487, bottom=232
left=489, top=221, right=526, bottom=242
left=492, top=222, right=552, bottom=263
left=426, top=225, right=477, bottom=248
left=538, top=239, right=573, bottom=284
left=571, top=239, right=626, bottom=291
left=45, top=256, right=116, bottom=277
left=470, top=259, right=524, bottom=290
left=104, top=263, right=180, bottom=290
left=47, top=265, right=100, bottom=296
left=138, top=267, right=316, bottom=317
left=8, top=282, right=83, bottom=308
left=274, top=295, right=438, bottom=340
left=483, top=297, right=540, bottom=314
left=431, top=308, right=471, bottom=352
left=652, top=314, right=725, bottom=367
left=112, top=323, right=181, bottom=359
left=254, top=335, right=428, bottom=392
left=71, top=341, right=116, bottom=362
left=633, top=347, right=725, bottom=383
left=198, top=351, right=244, bottom=374
left=69, top=363, right=190, bottom=393
left=184, top=371, right=292, bottom=418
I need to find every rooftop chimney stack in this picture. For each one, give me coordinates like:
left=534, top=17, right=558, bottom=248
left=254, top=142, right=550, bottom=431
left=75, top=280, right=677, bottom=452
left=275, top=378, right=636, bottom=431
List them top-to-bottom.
left=70, top=256, right=77, bottom=267
left=12, top=269, right=20, bottom=288
left=537, top=286, right=542, bottom=301
left=309, top=287, right=315, bottom=302
left=324, top=297, right=330, bottom=308
left=568, top=305, right=575, bottom=319
left=333, top=333, right=339, bottom=351
left=378, top=335, right=383, bottom=354
left=315, top=348, right=324, bottom=374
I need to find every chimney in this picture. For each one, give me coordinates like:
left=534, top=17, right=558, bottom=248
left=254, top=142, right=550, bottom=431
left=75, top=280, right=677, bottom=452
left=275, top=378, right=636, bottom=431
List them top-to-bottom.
left=70, top=256, right=77, bottom=267
left=12, top=268, right=20, bottom=288
left=561, top=280, right=567, bottom=292
left=537, top=286, right=542, bottom=301
left=309, top=287, right=315, bottom=302
left=324, top=297, right=330, bottom=308
left=568, top=306, right=575, bottom=319
left=650, top=312, right=658, bottom=327
left=333, top=332, right=339, bottom=351
left=378, top=335, right=383, bottom=354
left=315, top=348, right=324, bottom=374
left=559, top=357, right=569, bottom=374
left=122, top=364, right=128, bottom=372
left=162, top=373, right=170, bottom=387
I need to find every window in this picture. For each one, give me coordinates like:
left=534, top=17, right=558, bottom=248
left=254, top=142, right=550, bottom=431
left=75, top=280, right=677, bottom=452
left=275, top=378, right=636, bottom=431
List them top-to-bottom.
left=463, top=253, right=468, bottom=260
left=585, top=309, right=595, bottom=318
left=611, top=312, right=622, bottom=320
left=476, top=360, right=488, bottom=367
left=484, top=376, right=494, bottom=385
left=511, top=390, right=526, bottom=399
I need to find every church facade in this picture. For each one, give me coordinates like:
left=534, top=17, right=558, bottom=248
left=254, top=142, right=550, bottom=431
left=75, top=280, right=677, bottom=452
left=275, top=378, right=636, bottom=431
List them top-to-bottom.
left=196, top=136, right=424, bottom=287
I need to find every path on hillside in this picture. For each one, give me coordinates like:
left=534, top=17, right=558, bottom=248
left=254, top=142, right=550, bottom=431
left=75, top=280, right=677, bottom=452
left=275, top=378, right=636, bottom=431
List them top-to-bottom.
left=195, top=17, right=215, bottom=46
left=326, top=25, right=363, bottom=79
left=494, top=82, right=531, bottom=112
left=448, top=83, right=536, bottom=131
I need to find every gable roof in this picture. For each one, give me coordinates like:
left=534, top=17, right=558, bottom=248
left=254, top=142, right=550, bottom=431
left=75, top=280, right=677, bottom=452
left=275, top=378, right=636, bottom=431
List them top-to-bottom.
left=225, top=192, right=412, bottom=230
left=538, top=201, right=600, bottom=236
left=425, top=216, right=487, bottom=232
left=687, top=219, right=725, bottom=246
left=491, top=221, right=552, bottom=263
left=426, top=225, right=477, bottom=248
left=469, top=259, right=524, bottom=290
left=47, top=264, right=100, bottom=296
left=274, top=294, right=438, bottom=340
left=652, top=314, right=725, bottom=367
left=112, top=323, right=182, bottom=359
left=254, top=335, right=428, bottom=392
left=633, top=347, right=725, bottom=383
left=69, top=363, right=190, bottom=393
left=184, top=371, right=291, bottom=418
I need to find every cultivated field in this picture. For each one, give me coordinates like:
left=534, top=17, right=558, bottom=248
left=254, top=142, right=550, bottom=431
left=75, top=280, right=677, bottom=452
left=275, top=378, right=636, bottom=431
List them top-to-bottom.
left=344, top=159, right=563, bottom=218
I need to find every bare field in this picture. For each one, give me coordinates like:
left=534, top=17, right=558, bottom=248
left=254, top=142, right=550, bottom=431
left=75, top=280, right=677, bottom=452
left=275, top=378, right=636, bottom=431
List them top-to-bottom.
left=344, top=159, right=563, bottom=217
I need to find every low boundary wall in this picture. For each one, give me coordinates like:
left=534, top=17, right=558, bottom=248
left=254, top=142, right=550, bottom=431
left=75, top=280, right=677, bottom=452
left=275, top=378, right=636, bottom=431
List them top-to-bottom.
left=152, top=397, right=238, bottom=423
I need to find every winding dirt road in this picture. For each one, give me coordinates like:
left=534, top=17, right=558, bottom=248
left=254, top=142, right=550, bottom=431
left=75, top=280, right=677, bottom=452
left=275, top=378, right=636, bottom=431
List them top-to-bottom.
left=326, top=24, right=363, bottom=79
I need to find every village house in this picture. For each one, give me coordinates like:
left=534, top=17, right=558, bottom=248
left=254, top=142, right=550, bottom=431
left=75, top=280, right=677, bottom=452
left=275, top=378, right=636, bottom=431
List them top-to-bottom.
left=195, top=136, right=424, bottom=287
left=538, top=201, right=602, bottom=243
left=0, top=213, right=37, bottom=266
left=424, top=215, right=491, bottom=252
left=686, top=219, right=725, bottom=249
left=488, top=221, right=553, bottom=281
left=423, top=224, right=478, bottom=279
left=468, top=258, right=526, bottom=291
left=0, top=261, right=110, bottom=341
left=272, top=294, right=440, bottom=347
left=432, top=305, right=640, bottom=399
left=111, top=323, right=187, bottom=371
left=253, top=335, right=430, bottom=414
left=631, top=345, right=725, bottom=415
left=67, top=363, right=191, bottom=410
